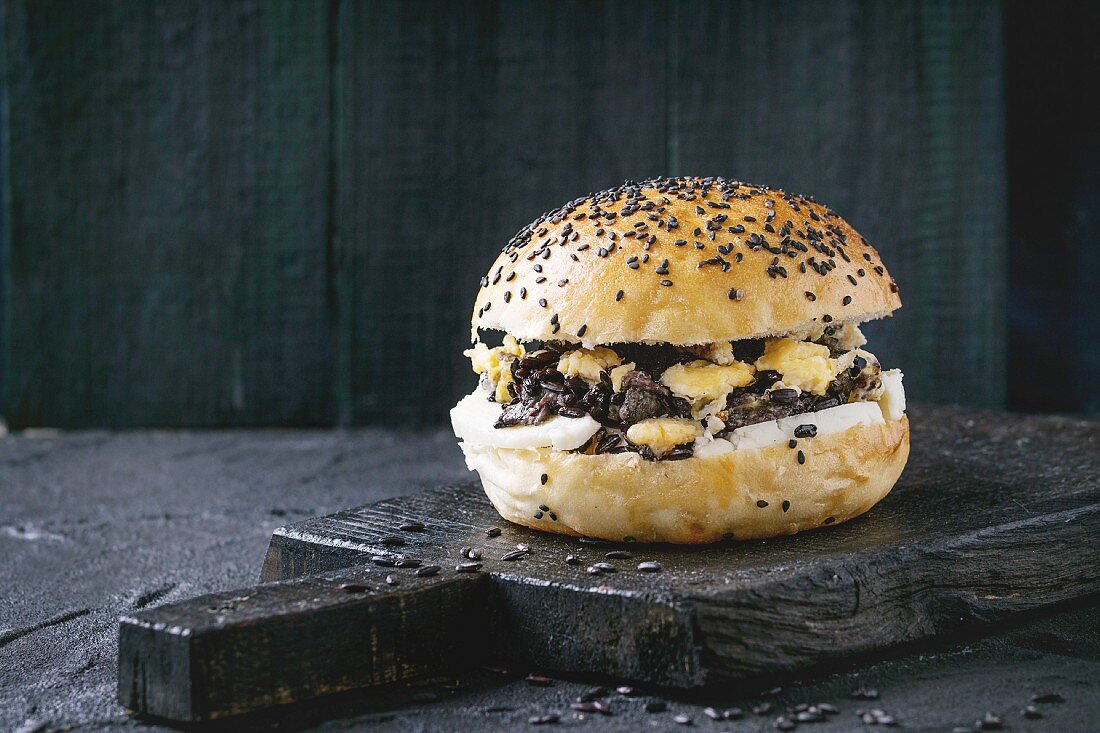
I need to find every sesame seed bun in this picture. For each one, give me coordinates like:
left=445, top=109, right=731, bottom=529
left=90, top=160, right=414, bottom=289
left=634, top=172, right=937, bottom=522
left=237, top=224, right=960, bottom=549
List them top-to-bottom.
left=473, top=177, right=900, bottom=345
left=459, top=416, right=909, bottom=544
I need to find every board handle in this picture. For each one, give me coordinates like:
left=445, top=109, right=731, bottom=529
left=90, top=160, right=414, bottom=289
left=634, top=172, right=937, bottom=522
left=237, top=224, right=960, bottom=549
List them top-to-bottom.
left=118, top=567, right=486, bottom=722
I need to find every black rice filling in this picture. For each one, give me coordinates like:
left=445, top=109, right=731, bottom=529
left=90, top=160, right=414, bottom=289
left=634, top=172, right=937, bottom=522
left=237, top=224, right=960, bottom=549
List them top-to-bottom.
left=491, top=331, right=882, bottom=459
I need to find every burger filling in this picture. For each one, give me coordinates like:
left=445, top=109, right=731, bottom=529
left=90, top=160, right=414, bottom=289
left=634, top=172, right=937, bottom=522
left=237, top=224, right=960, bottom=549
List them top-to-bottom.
left=454, top=323, right=905, bottom=461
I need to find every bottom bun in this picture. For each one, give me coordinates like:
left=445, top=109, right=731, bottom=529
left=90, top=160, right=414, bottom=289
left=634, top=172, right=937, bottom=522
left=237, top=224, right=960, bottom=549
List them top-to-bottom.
left=459, top=416, right=909, bottom=544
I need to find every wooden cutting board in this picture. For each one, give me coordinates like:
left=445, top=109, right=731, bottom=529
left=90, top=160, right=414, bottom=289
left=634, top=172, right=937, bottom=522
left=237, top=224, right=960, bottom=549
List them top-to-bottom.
left=118, top=406, right=1100, bottom=722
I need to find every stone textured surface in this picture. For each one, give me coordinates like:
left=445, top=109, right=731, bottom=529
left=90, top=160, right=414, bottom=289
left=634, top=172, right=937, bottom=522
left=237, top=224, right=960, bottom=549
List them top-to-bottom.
left=3, top=409, right=1099, bottom=731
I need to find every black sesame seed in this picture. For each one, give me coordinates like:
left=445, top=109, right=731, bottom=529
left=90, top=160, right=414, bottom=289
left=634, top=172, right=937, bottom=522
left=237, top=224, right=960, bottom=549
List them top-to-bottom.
left=660, top=279, right=673, bottom=286
left=729, top=288, right=744, bottom=301
left=615, top=290, right=624, bottom=301
left=805, top=291, right=816, bottom=301
left=843, top=295, right=853, bottom=306
left=538, top=298, right=547, bottom=308
left=577, top=324, right=587, bottom=337
left=794, top=424, right=818, bottom=438
left=797, top=450, right=806, bottom=465
left=541, top=473, right=548, bottom=485
left=757, top=499, right=769, bottom=508
left=782, top=500, right=790, bottom=512
left=533, top=511, right=543, bottom=519
left=399, top=521, right=426, bottom=532
left=486, top=527, right=501, bottom=537
left=380, top=535, right=405, bottom=547
left=501, top=549, right=527, bottom=561
left=605, top=550, right=633, bottom=559
left=565, top=554, right=580, bottom=565
left=371, top=555, right=396, bottom=567
left=395, top=556, right=422, bottom=568
left=455, top=561, right=482, bottom=573
left=637, top=561, right=661, bottom=572
left=416, top=565, right=441, bottom=577
left=385, top=574, right=398, bottom=586
left=340, top=582, right=369, bottom=593
left=526, top=674, right=553, bottom=686
left=1032, top=692, right=1065, bottom=703
left=1022, top=706, right=1042, bottom=719
left=979, top=711, right=1003, bottom=730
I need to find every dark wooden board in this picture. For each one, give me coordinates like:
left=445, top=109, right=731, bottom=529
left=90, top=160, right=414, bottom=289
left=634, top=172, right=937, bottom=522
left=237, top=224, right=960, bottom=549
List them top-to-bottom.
left=0, top=0, right=335, bottom=427
left=3, top=0, right=1015, bottom=427
left=332, top=0, right=671, bottom=425
left=669, top=0, right=1007, bottom=409
left=119, top=405, right=1100, bottom=721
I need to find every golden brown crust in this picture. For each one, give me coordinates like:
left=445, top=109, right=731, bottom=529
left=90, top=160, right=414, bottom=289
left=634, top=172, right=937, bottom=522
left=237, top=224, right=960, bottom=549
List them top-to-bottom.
left=472, top=177, right=900, bottom=345
left=459, top=416, right=909, bottom=543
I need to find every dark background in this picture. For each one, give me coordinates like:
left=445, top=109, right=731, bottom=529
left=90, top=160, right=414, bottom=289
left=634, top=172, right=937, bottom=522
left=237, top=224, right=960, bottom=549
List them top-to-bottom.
left=0, top=0, right=1095, bottom=429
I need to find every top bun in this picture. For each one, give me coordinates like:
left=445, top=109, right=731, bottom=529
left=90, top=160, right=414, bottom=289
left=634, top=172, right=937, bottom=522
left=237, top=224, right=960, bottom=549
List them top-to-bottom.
left=472, top=177, right=900, bottom=345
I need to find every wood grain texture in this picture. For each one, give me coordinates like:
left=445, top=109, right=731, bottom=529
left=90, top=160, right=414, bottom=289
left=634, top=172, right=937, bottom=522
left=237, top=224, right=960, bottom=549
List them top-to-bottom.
left=0, top=0, right=334, bottom=426
left=2, top=0, right=1010, bottom=426
left=333, top=0, right=670, bottom=425
left=669, top=0, right=1007, bottom=408
left=119, top=405, right=1100, bottom=720
left=120, top=570, right=483, bottom=721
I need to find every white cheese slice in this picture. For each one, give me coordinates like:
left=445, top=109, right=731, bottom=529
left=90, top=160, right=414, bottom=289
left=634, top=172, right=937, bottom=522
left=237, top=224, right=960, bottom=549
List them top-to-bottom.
left=878, top=369, right=906, bottom=421
left=450, top=392, right=601, bottom=451
left=725, top=401, right=886, bottom=451
left=693, top=434, right=736, bottom=458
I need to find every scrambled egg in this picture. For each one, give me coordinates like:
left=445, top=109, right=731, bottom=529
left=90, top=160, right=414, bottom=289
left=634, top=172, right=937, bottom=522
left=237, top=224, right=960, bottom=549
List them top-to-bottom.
left=833, top=322, right=867, bottom=350
left=784, top=323, right=827, bottom=342
left=464, top=335, right=525, bottom=396
left=754, top=338, right=835, bottom=395
left=697, top=341, right=738, bottom=366
left=557, top=347, right=622, bottom=382
left=660, top=360, right=755, bottom=411
left=609, top=362, right=636, bottom=392
left=494, top=369, right=515, bottom=403
left=625, top=418, right=702, bottom=455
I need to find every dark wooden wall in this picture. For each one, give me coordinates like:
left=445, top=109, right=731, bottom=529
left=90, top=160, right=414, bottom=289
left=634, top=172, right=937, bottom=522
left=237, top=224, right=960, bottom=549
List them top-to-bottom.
left=0, top=0, right=1010, bottom=428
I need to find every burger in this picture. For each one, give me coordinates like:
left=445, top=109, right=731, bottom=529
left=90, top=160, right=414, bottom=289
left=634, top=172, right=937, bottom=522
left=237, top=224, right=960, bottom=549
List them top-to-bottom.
left=451, top=177, right=908, bottom=543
